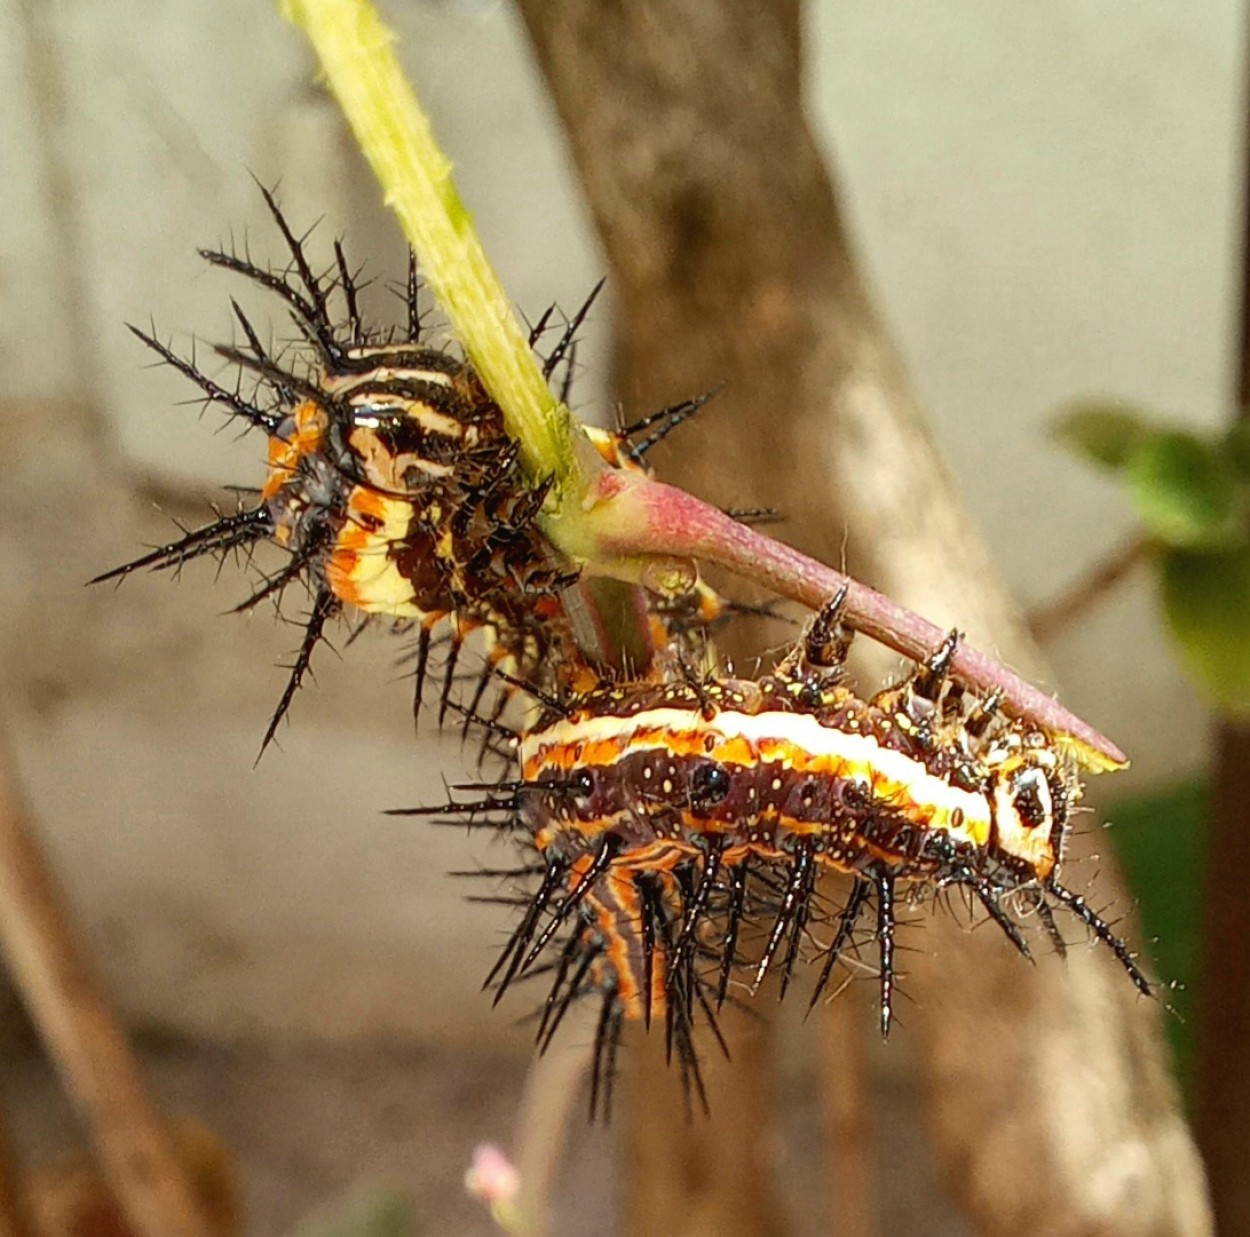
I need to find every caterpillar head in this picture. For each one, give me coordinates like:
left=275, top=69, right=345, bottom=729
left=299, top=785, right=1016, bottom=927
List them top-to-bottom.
left=985, top=739, right=1077, bottom=882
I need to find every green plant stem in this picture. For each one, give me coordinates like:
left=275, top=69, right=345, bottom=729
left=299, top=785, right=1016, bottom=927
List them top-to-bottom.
left=281, top=0, right=581, bottom=494
left=281, top=0, right=678, bottom=676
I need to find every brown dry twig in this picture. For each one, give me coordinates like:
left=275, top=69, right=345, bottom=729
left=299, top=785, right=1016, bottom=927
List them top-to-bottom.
left=1195, top=35, right=1250, bottom=1226
left=0, top=725, right=215, bottom=1237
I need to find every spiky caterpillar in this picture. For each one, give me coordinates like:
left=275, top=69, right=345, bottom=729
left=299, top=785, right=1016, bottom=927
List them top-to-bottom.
left=92, top=189, right=581, bottom=753
left=94, top=189, right=741, bottom=753
left=422, top=587, right=1151, bottom=1113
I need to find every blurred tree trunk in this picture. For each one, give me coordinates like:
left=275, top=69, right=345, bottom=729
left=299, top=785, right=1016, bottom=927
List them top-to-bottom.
left=518, top=2, right=1211, bottom=1235
left=1194, top=36, right=1250, bottom=1230
left=1196, top=728, right=1250, bottom=1236
left=0, top=1100, right=32, bottom=1237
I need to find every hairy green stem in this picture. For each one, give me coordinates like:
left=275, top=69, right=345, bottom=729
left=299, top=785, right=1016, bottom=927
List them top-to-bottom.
left=282, top=0, right=581, bottom=495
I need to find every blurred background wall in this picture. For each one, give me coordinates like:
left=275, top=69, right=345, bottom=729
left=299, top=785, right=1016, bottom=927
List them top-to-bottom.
left=1, top=0, right=1241, bottom=1042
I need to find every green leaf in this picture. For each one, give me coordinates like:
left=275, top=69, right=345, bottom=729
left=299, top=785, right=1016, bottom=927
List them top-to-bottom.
left=1050, top=402, right=1154, bottom=471
left=1224, top=421, right=1250, bottom=480
left=1126, top=431, right=1242, bottom=549
left=1159, top=545, right=1250, bottom=715
left=1108, top=778, right=1208, bottom=1092
left=291, top=1189, right=418, bottom=1237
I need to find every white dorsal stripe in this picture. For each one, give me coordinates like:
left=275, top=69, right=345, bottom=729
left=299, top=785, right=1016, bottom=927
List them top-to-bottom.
left=322, top=365, right=456, bottom=396
left=347, top=394, right=463, bottom=439
left=522, top=707, right=992, bottom=847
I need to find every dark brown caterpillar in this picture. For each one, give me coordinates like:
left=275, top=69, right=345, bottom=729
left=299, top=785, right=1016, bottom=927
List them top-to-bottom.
left=94, top=188, right=580, bottom=754
left=415, top=587, right=1148, bottom=1113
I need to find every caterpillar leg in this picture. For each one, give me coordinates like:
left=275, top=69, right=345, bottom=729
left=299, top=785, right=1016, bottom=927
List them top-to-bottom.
left=775, top=585, right=853, bottom=699
left=898, top=629, right=963, bottom=731
left=911, top=629, right=960, bottom=701
left=964, top=688, right=1004, bottom=740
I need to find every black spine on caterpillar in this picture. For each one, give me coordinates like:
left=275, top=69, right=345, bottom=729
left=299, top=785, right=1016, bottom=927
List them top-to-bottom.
left=394, top=756, right=735, bottom=1120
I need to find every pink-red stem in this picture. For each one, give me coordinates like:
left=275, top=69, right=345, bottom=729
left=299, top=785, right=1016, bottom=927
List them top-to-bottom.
left=594, top=473, right=1127, bottom=769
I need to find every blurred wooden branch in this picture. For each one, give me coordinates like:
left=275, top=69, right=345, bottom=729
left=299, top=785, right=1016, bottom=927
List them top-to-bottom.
left=518, top=1, right=1211, bottom=1234
left=1027, top=535, right=1150, bottom=646
left=0, top=724, right=216, bottom=1237
left=1196, top=727, right=1250, bottom=1236
left=820, top=982, right=878, bottom=1237
left=512, top=1005, right=598, bottom=1237
left=623, top=1008, right=785, bottom=1237
left=0, top=1101, right=34, bottom=1237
